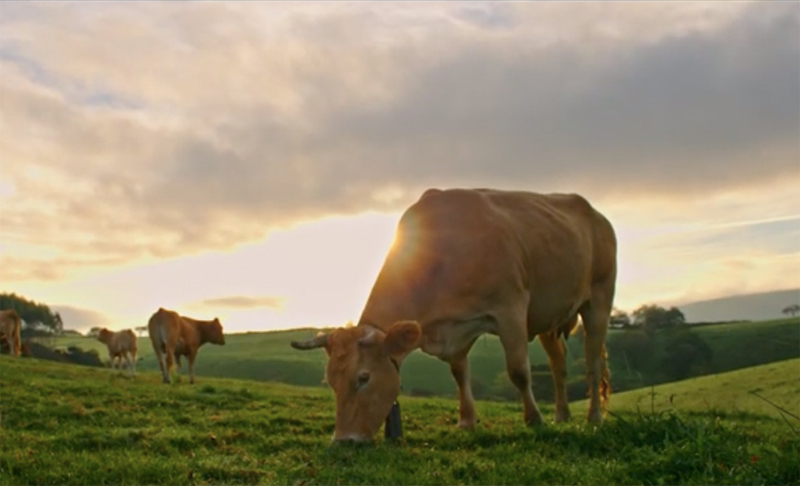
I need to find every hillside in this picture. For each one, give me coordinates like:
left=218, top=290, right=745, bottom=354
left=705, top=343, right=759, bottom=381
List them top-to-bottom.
left=675, top=288, right=800, bottom=323
left=49, top=317, right=800, bottom=401
left=0, top=355, right=797, bottom=485
left=598, top=358, right=800, bottom=416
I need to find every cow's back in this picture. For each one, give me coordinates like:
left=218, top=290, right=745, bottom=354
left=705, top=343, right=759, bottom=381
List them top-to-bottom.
left=361, top=188, right=616, bottom=338
left=477, top=190, right=616, bottom=333
left=148, top=308, right=181, bottom=347
left=120, top=329, right=138, bottom=353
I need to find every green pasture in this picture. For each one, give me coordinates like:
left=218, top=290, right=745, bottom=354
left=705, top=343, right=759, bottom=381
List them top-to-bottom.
left=48, top=318, right=800, bottom=401
left=0, top=355, right=797, bottom=485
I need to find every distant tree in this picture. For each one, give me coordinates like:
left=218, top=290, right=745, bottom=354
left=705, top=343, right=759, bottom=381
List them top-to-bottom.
left=0, top=293, right=62, bottom=334
left=632, top=304, right=686, bottom=335
left=782, top=304, right=800, bottom=318
left=610, top=308, right=632, bottom=329
left=135, top=326, right=148, bottom=337
left=87, top=327, right=102, bottom=338
left=660, top=328, right=713, bottom=381
left=607, top=329, right=654, bottom=372
left=530, top=363, right=555, bottom=403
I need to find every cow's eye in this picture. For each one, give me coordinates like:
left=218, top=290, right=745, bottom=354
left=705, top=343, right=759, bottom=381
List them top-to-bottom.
left=356, top=371, right=370, bottom=389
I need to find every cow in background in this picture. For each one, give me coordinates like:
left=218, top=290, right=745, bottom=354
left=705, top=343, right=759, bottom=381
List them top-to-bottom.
left=148, top=307, right=225, bottom=384
left=0, top=309, right=22, bottom=357
left=96, top=328, right=138, bottom=375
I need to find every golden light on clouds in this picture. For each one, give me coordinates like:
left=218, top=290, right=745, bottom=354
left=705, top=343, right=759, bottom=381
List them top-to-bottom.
left=0, top=2, right=797, bottom=332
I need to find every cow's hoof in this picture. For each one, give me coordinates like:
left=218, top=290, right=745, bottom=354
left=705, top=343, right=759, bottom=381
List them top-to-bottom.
left=554, top=409, right=571, bottom=423
left=525, top=413, right=545, bottom=426
left=456, top=419, right=476, bottom=430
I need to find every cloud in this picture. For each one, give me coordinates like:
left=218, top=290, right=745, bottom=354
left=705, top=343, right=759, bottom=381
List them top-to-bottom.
left=0, top=1, right=797, bottom=281
left=186, top=295, right=285, bottom=312
left=50, top=305, right=110, bottom=332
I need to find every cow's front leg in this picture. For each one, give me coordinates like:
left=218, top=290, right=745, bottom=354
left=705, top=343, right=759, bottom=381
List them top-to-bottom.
left=498, top=312, right=543, bottom=426
left=539, top=331, right=571, bottom=423
left=449, top=355, right=477, bottom=429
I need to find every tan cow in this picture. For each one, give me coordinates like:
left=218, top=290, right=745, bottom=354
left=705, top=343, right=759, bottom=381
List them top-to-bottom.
left=292, top=188, right=617, bottom=442
left=147, top=307, right=225, bottom=384
left=0, top=309, right=22, bottom=357
left=96, top=328, right=138, bottom=375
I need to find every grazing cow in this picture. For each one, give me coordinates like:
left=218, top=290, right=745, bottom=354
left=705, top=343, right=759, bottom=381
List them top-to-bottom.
left=292, top=188, right=617, bottom=442
left=147, top=307, right=225, bottom=384
left=0, top=309, right=22, bottom=357
left=96, top=328, right=138, bottom=375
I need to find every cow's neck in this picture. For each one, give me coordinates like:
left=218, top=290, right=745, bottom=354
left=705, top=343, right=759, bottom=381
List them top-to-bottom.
left=358, top=282, right=428, bottom=334
left=195, top=320, right=215, bottom=345
left=357, top=320, right=417, bottom=367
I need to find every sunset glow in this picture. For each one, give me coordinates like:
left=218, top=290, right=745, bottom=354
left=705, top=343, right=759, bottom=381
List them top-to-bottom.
left=0, top=2, right=797, bottom=333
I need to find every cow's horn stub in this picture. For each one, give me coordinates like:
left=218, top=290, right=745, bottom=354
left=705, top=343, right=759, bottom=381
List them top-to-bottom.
left=290, top=333, right=329, bottom=350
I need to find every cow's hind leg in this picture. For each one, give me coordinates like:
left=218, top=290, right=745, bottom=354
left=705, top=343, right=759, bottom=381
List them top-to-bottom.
left=579, top=287, right=613, bottom=424
left=498, top=310, right=543, bottom=425
left=539, top=330, right=571, bottom=423
left=12, top=331, right=20, bottom=357
left=5, top=335, right=17, bottom=357
left=163, top=337, right=179, bottom=383
left=151, top=339, right=170, bottom=384
left=449, top=345, right=478, bottom=429
left=130, top=349, right=138, bottom=376
left=187, top=350, right=197, bottom=384
left=122, top=351, right=133, bottom=376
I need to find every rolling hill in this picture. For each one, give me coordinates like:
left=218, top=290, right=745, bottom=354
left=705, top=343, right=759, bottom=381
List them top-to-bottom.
left=674, top=288, right=800, bottom=323
left=48, top=317, right=800, bottom=401
left=0, top=355, right=797, bottom=485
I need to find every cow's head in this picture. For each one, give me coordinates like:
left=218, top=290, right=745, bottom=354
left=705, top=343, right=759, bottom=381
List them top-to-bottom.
left=205, top=318, right=226, bottom=345
left=291, top=321, right=421, bottom=443
left=96, top=328, right=113, bottom=344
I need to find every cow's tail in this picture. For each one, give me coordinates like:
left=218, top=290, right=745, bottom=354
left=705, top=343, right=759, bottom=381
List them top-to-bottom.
left=148, top=317, right=168, bottom=377
left=159, top=323, right=176, bottom=373
left=600, top=344, right=611, bottom=412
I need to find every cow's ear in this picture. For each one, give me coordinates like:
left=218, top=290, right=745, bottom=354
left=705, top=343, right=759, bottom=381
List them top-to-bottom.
left=382, top=320, right=421, bottom=357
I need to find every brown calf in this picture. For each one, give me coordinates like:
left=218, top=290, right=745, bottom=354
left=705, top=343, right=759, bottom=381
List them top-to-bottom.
left=96, top=328, right=138, bottom=375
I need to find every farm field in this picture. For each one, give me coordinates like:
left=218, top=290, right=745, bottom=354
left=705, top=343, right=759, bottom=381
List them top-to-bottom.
left=49, top=317, right=800, bottom=400
left=0, top=355, right=798, bottom=485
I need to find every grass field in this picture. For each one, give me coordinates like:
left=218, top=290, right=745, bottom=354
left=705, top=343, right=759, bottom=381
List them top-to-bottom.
left=49, top=318, right=800, bottom=400
left=1, top=355, right=798, bottom=485
left=605, top=358, right=800, bottom=417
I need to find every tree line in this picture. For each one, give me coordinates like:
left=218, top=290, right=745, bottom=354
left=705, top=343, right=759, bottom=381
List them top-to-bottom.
left=0, top=293, right=63, bottom=335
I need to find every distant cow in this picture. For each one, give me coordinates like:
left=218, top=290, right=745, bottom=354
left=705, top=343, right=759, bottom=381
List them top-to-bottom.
left=292, top=188, right=617, bottom=442
left=147, top=307, right=225, bottom=384
left=0, top=309, right=22, bottom=357
left=96, top=328, right=138, bottom=375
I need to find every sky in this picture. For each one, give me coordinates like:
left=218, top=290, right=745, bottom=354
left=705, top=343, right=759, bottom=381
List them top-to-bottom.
left=0, top=2, right=798, bottom=334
